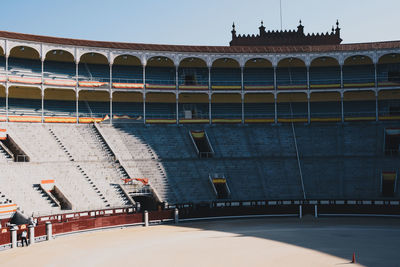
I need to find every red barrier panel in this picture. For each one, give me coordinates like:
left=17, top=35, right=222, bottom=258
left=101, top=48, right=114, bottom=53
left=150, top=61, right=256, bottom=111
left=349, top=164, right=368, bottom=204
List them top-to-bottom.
left=148, top=210, right=174, bottom=221
left=35, top=225, right=47, bottom=238
left=0, top=231, right=10, bottom=246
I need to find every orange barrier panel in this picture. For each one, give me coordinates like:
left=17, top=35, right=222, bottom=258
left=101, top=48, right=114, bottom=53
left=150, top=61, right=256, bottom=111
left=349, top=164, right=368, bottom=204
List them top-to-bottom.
left=8, top=76, right=42, bottom=84
left=44, top=79, right=76, bottom=87
left=78, top=81, right=108, bottom=87
left=343, top=82, right=374, bottom=88
left=113, top=83, right=144, bottom=89
left=310, top=84, right=341, bottom=89
left=8, top=116, right=41, bottom=123
left=44, top=117, right=77, bottom=123
left=79, top=117, right=104, bottom=123
left=310, top=117, right=341, bottom=122
left=41, top=180, right=55, bottom=184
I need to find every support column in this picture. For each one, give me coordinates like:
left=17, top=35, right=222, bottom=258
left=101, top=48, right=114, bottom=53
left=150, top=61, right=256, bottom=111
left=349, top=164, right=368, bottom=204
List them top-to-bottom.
left=5, top=55, right=8, bottom=123
left=41, top=59, right=44, bottom=123
left=75, top=60, right=79, bottom=124
left=109, top=63, right=113, bottom=125
left=374, top=63, right=378, bottom=89
left=340, top=64, right=344, bottom=89
left=143, top=65, right=146, bottom=125
left=208, top=66, right=212, bottom=125
left=240, top=66, right=244, bottom=93
left=273, top=66, right=277, bottom=91
left=306, top=66, right=310, bottom=91
left=5, top=87, right=8, bottom=123
left=41, top=89, right=44, bottom=123
left=76, top=90, right=79, bottom=124
left=375, top=91, right=379, bottom=122
left=340, top=92, right=344, bottom=123
left=110, top=93, right=113, bottom=124
left=143, top=93, right=146, bottom=124
left=176, top=93, right=179, bottom=125
left=208, top=93, right=212, bottom=125
left=241, top=93, right=245, bottom=124
left=274, top=93, right=278, bottom=124
left=307, top=93, right=311, bottom=124
left=314, top=204, right=318, bottom=218
left=299, top=205, right=302, bottom=219
left=174, top=208, right=179, bottom=224
left=144, top=210, right=149, bottom=227
left=46, top=221, right=52, bottom=240
left=28, top=225, right=35, bottom=245
left=11, top=226, right=17, bottom=248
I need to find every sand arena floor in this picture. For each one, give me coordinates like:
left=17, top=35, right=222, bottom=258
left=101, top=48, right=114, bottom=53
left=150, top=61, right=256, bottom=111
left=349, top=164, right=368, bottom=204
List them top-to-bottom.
left=0, top=216, right=399, bottom=267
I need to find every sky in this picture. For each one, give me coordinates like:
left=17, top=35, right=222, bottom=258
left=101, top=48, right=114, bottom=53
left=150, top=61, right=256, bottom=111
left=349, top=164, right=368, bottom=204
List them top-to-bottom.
left=1, top=0, right=399, bottom=46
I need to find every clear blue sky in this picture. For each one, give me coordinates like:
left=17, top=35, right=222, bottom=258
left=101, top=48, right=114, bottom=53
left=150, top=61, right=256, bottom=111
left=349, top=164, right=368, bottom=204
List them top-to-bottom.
left=1, top=0, right=399, bottom=46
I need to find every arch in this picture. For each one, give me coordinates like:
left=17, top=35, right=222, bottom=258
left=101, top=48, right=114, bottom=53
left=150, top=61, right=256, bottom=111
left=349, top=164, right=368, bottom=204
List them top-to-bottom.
left=0, top=46, right=4, bottom=57
left=9, top=46, right=40, bottom=60
left=45, top=49, right=75, bottom=62
left=80, top=52, right=109, bottom=65
left=378, top=53, right=400, bottom=64
left=112, top=55, right=143, bottom=84
left=113, top=55, right=142, bottom=66
left=343, top=55, right=373, bottom=66
left=343, top=55, right=374, bottom=87
left=147, top=56, right=174, bottom=68
left=146, top=57, right=176, bottom=87
left=179, top=57, right=207, bottom=68
left=277, top=57, right=306, bottom=68
left=310, top=57, right=341, bottom=88
left=310, top=57, right=340, bottom=67
left=179, top=58, right=208, bottom=87
left=212, top=58, right=240, bottom=68
left=244, top=58, right=273, bottom=68
left=244, top=58, right=274, bottom=89
left=276, top=58, right=307, bottom=88
left=0, top=86, right=5, bottom=119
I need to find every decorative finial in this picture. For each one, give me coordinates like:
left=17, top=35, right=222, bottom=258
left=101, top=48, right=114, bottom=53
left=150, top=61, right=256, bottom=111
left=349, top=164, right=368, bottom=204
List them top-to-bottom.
left=336, top=19, right=339, bottom=27
left=261, top=20, right=264, bottom=26
left=299, top=20, right=302, bottom=25
left=232, top=22, right=235, bottom=30
left=332, top=26, right=334, bottom=32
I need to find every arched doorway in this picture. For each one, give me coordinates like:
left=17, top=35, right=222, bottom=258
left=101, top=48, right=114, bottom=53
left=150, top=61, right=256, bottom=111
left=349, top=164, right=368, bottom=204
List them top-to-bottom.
left=310, top=57, right=340, bottom=89
left=211, top=58, right=241, bottom=91
left=244, top=58, right=274, bottom=90
left=277, top=58, right=307, bottom=90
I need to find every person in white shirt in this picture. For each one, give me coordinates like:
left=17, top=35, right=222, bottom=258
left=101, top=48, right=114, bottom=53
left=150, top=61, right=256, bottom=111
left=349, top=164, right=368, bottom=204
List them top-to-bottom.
left=21, top=230, right=28, bottom=247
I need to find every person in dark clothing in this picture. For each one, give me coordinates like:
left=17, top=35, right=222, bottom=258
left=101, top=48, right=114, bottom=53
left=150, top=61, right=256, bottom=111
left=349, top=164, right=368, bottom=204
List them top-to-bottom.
left=21, top=230, right=28, bottom=247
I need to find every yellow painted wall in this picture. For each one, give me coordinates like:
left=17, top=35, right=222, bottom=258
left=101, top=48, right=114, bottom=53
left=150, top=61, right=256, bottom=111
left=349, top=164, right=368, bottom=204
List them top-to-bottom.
left=9, top=46, right=40, bottom=60
left=378, top=54, right=400, bottom=64
left=114, top=56, right=141, bottom=66
left=344, top=56, right=373, bottom=66
left=310, top=57, right=339, bottom=67
left=179, top=58, right=207, bottom=68
left=278, top=58, right=305, bottom=68
left=212, top=59, right=239, bottom=68
left=245, top=59, right=273, bottom=68
left=0, top=86, right=5, bottom=97
left=9, top=87, right=41, bottom=99
left=44, top=89, right=76, bottom=101
left=79, top=90, right=109, bottom=101
left=379, top=90, right=400, bottom=100
left=344, top=91, right=375, bottom=101
left=113, top=92, right=143, bottom=102
left=310, top=92, right=340, bottom=102
left=179, top=93, right=208, bottom=103
left=212, top=93, right=241, bottom=103
left=244, top=93, right=274, bottom=103
left=277, top=93, right=307, bottom=103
